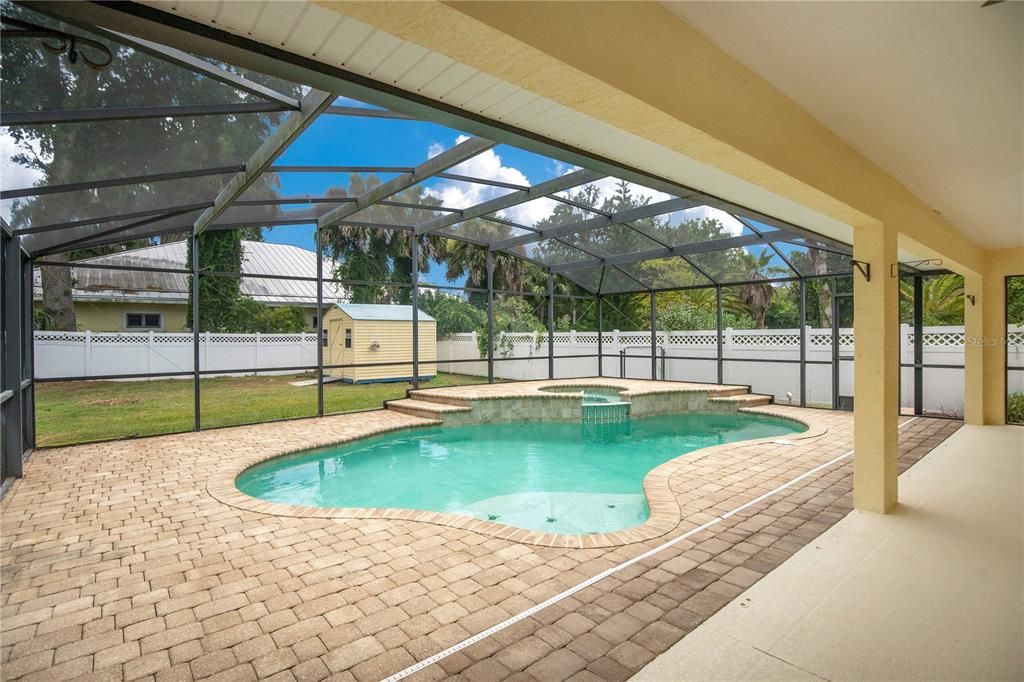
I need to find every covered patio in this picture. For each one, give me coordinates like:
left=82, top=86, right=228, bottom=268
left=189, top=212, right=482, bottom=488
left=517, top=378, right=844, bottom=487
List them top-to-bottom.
left=1, top=2, right=1020, bottom=681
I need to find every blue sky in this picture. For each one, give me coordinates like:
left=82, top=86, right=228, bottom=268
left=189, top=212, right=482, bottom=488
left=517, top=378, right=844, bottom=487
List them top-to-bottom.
left=250, top=97, right=837, bottom=288
left=258, top=99, right=568, bottom=287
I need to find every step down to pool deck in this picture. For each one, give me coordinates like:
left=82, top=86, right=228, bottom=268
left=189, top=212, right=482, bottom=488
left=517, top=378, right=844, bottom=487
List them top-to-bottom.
left=708, top=392, right=774, bottom=407
left=385, top=398, right=473, bottom=420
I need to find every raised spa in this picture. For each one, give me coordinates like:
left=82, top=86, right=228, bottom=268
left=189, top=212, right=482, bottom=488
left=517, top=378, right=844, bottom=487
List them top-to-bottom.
left=235, top=412, right=804, bottom=534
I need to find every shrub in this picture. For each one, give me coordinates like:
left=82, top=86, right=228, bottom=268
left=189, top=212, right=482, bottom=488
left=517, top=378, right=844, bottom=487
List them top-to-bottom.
left=1008, top=391, right=1024, bottom=424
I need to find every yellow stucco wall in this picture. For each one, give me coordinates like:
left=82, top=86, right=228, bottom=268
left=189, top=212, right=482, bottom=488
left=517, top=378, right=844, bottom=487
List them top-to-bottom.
left=50, top=302, right=321, bottom=333
left=71, top=302, right=189, bottom=332
left=323, top=308, right=437, bottom=383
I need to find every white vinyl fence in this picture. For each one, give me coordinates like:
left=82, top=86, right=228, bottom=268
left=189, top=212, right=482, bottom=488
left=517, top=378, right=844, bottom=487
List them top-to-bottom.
left=34, top=325, right=1024, bottom=415
left=437, top=325, right=1024, bottom=415
left=34, top=330, right=319, bottom=379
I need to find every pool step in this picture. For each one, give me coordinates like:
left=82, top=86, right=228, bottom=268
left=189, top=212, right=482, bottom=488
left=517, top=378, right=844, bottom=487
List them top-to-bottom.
left=715, top=386, right=754, bottom=398
left=406, top=391, right=473, bottom=408
left=709, top=393, right=773, bottom=407
left=385, top=398, right=473, bottom=420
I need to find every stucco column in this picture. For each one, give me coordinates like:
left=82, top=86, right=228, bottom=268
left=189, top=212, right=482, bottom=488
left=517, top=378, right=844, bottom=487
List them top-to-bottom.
left=853, top=222, right=900, bottom=513
left=982, top=257, right=1008, bottom=425
left=963, top=272, right=985, bottom=425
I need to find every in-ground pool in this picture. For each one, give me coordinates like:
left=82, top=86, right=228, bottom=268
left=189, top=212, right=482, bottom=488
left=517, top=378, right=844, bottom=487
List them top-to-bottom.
left=236, top=412, right=804, bottom=534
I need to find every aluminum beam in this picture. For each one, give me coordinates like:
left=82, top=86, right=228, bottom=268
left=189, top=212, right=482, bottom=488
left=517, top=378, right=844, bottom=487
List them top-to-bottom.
left=97, top=29, right=301, bottom=110
left=194, top=88, right=335, bottom=235
left=0, top=102, right=290, bottom=126
left=318, top=136, right=496, bottom=228
left=2, top=165, right=243, bottom=201
left=415, top=169, right=603, bottom=236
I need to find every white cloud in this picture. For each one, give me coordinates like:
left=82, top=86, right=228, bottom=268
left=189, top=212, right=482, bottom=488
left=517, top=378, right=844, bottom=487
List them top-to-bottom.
left=425, top=135, right=552, bottom=226
left=421, top=138, right=746, bottom=236
left=664, top=205, right=746, bottom=236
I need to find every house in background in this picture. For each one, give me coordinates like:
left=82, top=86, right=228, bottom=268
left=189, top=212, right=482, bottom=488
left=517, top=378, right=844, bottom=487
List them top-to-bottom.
left=32, top=240, right=346, bottom=332
left=323, top=303, right=437, bottom=383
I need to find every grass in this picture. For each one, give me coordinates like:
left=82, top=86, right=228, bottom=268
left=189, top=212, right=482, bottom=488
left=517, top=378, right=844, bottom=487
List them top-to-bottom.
left=35, top=372, right=487, bottom=447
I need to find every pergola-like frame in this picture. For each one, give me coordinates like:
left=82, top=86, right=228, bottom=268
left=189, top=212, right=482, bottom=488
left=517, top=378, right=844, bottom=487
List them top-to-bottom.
left=0, top=1, right=958, bottom=482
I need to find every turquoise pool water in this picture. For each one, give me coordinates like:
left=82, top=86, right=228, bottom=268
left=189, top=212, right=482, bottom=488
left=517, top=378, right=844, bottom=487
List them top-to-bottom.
left=236, top=413, right=803, bottom=534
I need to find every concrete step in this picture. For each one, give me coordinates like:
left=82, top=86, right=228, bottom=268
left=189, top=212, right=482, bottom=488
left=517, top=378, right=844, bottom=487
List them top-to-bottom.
left=709, top=393, right=773, bottom=407
left=385, top=398, right=473, bottom=420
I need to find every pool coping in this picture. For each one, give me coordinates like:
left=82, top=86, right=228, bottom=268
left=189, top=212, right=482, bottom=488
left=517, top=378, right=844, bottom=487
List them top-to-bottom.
left=206, top=385, right=826, bottom=548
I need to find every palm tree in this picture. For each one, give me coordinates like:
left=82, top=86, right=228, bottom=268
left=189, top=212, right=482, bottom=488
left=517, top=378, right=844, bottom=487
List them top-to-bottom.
left=441, top=218, right=526, bottom=295
left=734, top=249, right=785, bottom=328
left=899, top=274, right=964, bottom=325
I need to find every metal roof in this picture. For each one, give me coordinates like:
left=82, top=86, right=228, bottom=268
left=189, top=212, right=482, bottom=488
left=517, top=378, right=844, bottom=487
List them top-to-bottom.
left=32, top=240, right=347, bottom=306
left=333, top=303, right=435, bottom=322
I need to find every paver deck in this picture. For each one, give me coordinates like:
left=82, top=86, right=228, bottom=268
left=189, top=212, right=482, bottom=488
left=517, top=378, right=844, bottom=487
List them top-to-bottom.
left=1, top=381, right=960, bottom=682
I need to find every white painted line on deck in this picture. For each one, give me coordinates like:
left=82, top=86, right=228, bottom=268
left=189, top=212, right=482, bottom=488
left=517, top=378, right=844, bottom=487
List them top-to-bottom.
left=381, top=417, right=919, bottom=681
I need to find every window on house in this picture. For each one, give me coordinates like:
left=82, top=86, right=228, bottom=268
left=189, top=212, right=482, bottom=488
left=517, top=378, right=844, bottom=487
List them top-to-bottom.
left=125, top=313, right=162, bottom=330
left=311, top=315, right=318, bottom=329
left=344, top=328, right=352, bottom=348
left=321, top=329, right=328, bottom=348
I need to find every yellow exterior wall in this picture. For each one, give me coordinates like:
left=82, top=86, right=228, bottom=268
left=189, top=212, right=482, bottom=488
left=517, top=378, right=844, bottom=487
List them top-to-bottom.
left=44, top=301, right=321, bottom=333
left=71, top=302, right=189, bottom=332
left=322, top=308, right=437, bottom=383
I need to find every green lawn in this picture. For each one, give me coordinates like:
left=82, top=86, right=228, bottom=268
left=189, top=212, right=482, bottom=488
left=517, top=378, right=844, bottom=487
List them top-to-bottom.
left=35, top=372, right=486, bottom=447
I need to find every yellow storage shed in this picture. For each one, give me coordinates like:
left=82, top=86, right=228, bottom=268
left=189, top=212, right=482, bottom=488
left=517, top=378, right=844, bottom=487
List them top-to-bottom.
left=322, top=303, right=437, bottom=383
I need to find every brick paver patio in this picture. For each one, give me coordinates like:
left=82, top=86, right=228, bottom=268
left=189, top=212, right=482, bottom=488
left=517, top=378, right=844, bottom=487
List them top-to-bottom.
left=1, top=386, right=960, bottom=682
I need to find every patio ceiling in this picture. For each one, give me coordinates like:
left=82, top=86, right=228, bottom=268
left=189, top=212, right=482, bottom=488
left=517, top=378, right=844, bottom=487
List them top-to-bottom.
left=0, top=1, right=860, bottom=294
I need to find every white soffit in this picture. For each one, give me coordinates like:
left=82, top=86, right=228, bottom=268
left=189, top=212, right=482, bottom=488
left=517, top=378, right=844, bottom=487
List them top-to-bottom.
left=138, top=0, right=854, bottom=245
left=666, top=1, right=1024, bottom=250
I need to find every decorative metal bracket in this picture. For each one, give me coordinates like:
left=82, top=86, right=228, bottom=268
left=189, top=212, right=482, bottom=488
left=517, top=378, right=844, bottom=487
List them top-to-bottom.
left=1, top=15, right=113, bottom=70
left=851, top=259, right=871, bottom=282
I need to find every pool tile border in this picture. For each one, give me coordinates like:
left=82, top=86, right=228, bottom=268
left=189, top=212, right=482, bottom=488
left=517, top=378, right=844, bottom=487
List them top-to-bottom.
left=206, top=381, right=824, bottom=548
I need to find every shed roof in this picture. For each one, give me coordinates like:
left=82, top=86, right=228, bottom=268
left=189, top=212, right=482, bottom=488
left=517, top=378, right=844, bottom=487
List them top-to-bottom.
left=334, top=303, right=435, bottom=322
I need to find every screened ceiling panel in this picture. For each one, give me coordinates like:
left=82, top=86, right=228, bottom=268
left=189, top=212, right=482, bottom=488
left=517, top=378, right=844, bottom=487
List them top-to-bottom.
left=5, top=0, right=854, bottom=293
left=0, top=3, right=293, bottom=112
left=3, top=113, right=279, bottom=192
left=236, top=172, right=402, bottom=202
left=1, top=173, right=236, bottom=231
left=409, top=177, right=519, bottom=211
left=551, top=179, right=675, bottom=210
left=489, top=196, right=601, bottom=230
left=629, top=206, right=754, bottom=248
left=437, top=219, right=532, bottom=244
left=557, top=224, right=663, bottom=258
left=519, top=238, right=592, bottom=267
left=780, top=240, right=854, bottom=277
left=686, top=246, right=797, bottom=284
left=617, top=256, right=713, bottom=290
left=557, top=266, right=604, bottom=294
left=600, top=267, right=648, bottom=294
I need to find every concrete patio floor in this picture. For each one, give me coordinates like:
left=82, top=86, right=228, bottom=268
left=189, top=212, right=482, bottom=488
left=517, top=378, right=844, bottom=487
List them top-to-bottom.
left=1, top=396, right=961, bottom=682
left=634, top=423, right=1023, bottom=682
